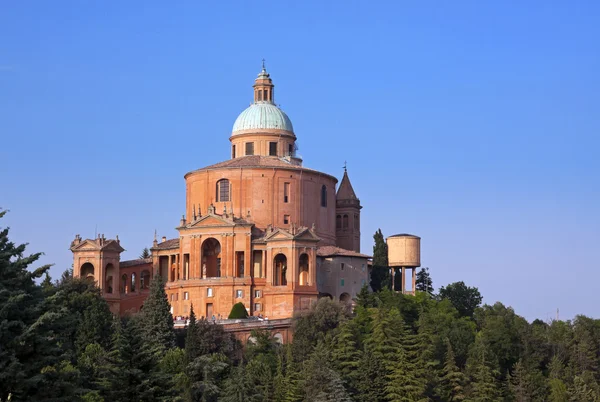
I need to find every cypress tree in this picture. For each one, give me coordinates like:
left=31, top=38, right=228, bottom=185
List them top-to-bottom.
left=371, top=229, right=390, bottom=291
left=138, top=274, right=175, bottom=354
left=185, top=304, right=201, bottom=362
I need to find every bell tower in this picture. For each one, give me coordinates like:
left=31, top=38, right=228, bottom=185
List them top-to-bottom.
left=253, top=59, right=275, bottom=103
left=335, top=166, right=362, bottom=252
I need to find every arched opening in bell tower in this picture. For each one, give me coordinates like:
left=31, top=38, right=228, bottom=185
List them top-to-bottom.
left=202, top=238, right=222, bottom=278
left=299, top=253, right=309, bottom=285
left=273, top=254, right=287, bottom=286
left=80, top=262, right=95, bottom=281
left=105, top=263, right=115, bottom=294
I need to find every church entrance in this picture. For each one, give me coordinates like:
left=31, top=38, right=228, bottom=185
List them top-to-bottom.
left=202, top=238, right=222, bottom=278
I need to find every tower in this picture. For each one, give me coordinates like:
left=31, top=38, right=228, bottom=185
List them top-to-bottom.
left=335, top=167, right=362, bottom=252
left=386, top=234, right=421, bottom=295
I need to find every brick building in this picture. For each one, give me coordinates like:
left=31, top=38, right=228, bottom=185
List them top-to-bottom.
left=70, top=65, right=370, bottom=325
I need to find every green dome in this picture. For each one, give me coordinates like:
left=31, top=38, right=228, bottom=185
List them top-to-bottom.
left=232, top=102, right=294, bottom=134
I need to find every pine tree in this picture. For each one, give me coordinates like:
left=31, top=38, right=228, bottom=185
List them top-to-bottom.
left=0, top=210, right=66, bottom=400
left=140, top=247, right=151, bottom=259
left=416, top=267, right=434, bottom=295
left=138, top=274, right=175, bottom=354
left=185, top=304, right=201, bottom=362
left=332, top=320, right=361, bottom=385
left=465, top=337, right=501, bottom=402
left=440, top=338, right=466, bottom=401
left=303, top=341, right=352, bottom=402
left=508, top=360, right=534, bottom=402
left=221, top=363, right=254, bottom=402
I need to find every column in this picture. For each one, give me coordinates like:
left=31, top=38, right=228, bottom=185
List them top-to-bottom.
left=263, top=250, right=267, bottom=278
left=390, top=267, right=395, bottom=291
left=401, top=267, right=406, bottom=294
left=412, top=268, right=416, bottom=295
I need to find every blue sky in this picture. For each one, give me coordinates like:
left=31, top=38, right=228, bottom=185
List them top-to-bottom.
left=1, top=1, right=598, bottom=321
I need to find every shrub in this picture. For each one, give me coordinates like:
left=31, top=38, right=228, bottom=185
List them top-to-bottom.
left=228, top=302, right=249, bottom=319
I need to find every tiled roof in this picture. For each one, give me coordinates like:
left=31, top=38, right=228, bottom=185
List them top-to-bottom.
left=185, top=156, right=338, bottom=181
left=336, top=170, right=359, bottom=201
left=153, top=238, right=180, bottom=250
left=317, top=246, right=371, bottom=259
left=120, top=258, right=152, bottom=268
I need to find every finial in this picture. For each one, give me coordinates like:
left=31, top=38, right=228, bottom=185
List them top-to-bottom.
left=262, top=58, right=266, bottom=71
left=343, top=161, right=347, bottom=172
left=193, top=204, right=196, bottom=220
left=154, top=229, right=157, bottom=240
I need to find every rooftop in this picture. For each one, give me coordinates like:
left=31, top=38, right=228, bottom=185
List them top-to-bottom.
left=317, top=245, right=371, bottom=259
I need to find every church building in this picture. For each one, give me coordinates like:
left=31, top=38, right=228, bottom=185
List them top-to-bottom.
left=70, top=66, right=370, bottom=320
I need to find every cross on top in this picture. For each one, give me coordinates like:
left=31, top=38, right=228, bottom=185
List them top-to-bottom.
left=262, top=58, right=266, bottom=70
left=343, top=161, right=347, bottom=172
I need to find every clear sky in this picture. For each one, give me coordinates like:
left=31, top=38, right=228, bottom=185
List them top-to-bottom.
left=1, top=1, right=598, bottom=321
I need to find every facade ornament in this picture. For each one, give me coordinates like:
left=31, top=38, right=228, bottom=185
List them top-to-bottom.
left=193, top=204, right=196, bottom=220
left=198, top=204, right=201, bottom=217
left=207, top=204, right=215, bottom=215
left=153, top=229, right=158, bottom=247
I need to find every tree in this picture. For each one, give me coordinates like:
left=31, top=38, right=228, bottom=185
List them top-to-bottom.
left=0, top=210, right=67, bottom=400
left=370, top=229, right=390, bottom=292
left=139, top=247, right=151, bottom=259
left=416, top=267, right=434, bottom=295
left=138, top=274, right=175, bottom=354
left=439, top=281, right=483, bottom=319
left=228, top=302, right=249, bottom=319
left=465, top=337, right=501, bottom=401
left=440, top=338, right=466, bottom=401
left=303, top=341, right=352, bottom=402
left=507, top=360, right=534, bottom=402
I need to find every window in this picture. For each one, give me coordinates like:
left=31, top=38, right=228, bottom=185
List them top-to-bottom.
left=258, top=90, right=263, bottom=101
left=245, top=142, right=254, bottom=155
left=269, top=142, right=277, bottom=156
left=288, top=144, right=293, bottom=156
left=232, top=145, right=236, bottom=158
left=216, top=179, right=230, bottom=202
left=284, top=182, right=290, bottom=203
left=321, top=185, right=327, bottom=207
left=336, top=214, right=341, bottom=229
left=343, top=214, right=349, bottom=229
left=354, top=214, right=360, bottom=230
left=283, top=215, right=290, bottom=224
left=236, top=252, right=245, bottom=277
left=341, top=263, right=345, bottom=271
left=131, top=273, right=136, bottom=292
left=341, top=279, right=345, bottom=287
left=207, top=288, right=213, bottom=297
left=236, top=290, right=243, bottom=298
left=254, top=290, right=261, bottom=298
left=184, top=292, right=189, bottom=300
left=170, top=293, right=175, bottom=301
left=254, top=303, right=262, bottom=312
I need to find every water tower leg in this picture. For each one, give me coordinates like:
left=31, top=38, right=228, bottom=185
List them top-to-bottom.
left=390, top=267, right=395, bottom=291
left=401, top=267, right=406, bottom=294
left=412, top=268, right=416, bottom=295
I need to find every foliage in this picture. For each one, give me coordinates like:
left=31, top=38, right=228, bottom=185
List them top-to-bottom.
left=371, top=228, right=390, bottom=291
left=139, top=247, right=151, bottom=259
left=416, top=267, right=434, bottom=295
left=137, top=274, right=175, bottom=354
left=439, top=281, right=483, bottom=319
left=228, top=302, right=249, bottom=319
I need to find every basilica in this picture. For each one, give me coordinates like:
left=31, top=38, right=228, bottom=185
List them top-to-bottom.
left=70, top=66, right=370, bottom=322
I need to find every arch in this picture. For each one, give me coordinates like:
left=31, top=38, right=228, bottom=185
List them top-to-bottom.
left=216, top=179, right=230, bottom=202
left=320, top=185, right=327, bottom=207
left=336, top=214, right=342, bottom=230
left=343, top=214, right=349, bottom=229
left=201, top=238, right=222, bottom=278
left=299, top=253, right=309, bottom=286
left=273, top=254, right=287, bottom=286
left=80, top=263, right=94, bottom=281
left=105, top=263, right=115, bottom=294
left=140, top=270, right=151, bottom=290
left=131, top=272, right=136, bottom=292
left=121, top=274, right=128, bottom=294
left=319, top=292, right=333, bottom=300
left=340, top=292, right=351, bottom=303
left=273, top=332, right=283, bottom=344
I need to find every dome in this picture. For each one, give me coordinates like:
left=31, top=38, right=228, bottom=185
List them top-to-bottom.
left=232, top=102, right=294, bottom=134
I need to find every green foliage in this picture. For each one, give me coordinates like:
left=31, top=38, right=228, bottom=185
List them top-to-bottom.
left=371, top=229, right=390, bottom=291
left=139, top=247, right=151, bottom=259
left=416, top=267, right=434, bottom=295
left=138, top=274, right=175, bottom=354
left=439, top=281, right=483, bottom=319
left=228, top=302, right=249, bottom=319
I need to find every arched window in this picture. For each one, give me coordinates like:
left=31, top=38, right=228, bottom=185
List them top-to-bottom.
left=216, top=179, right=230, bottom=202
left=321, top=185, right=327, bottom=207
left=336, top=214, right=342, bottom=230
left=343, top=214, right=349, bottom=229
left=354, top=214, right=359, bottom=230
left=299, top=253, right=309, bottom=286
left=274, top=254, right=287, bottom=286
left=80, top=262, right=94, bottom=281
left=105, top=263, right=115, bottom=294
left=141, top=270, right=150, bottom=289
left=131, top=273, right=136, bottom=292
left=121, top=274, right=128, bottom=294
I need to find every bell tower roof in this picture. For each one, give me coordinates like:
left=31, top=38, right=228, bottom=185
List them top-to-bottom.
left=336, top=169, right=359, bottom=201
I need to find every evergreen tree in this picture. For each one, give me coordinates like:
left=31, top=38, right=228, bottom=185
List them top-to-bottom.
left=0, top=210, right=66, bottom=400
left=371, top=229, right=390, bottom=292
left=140, top=247, right=151, bottom=259
left=416, top=267, right=434, bottom=295
left=138, top=274, right=175, bottom=354
left=228, top=302, right=249, bottom=319
left=185, top=304, right=201, bottom=363
left=332, top=319, right=361, bottom=388
left=465, top=337, right=501, bottom=401
left=440, top=338, right=466, bottom=401
left=303, top=341, right=352, bottom=402
left=187, top=354, right=228, bottom=402
left=507, top=360, right=534, bottom=402
left=221, top=363, right=254, bottom=402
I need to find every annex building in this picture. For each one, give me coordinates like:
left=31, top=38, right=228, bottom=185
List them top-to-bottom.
left=70, top=65, right=371, bottom=325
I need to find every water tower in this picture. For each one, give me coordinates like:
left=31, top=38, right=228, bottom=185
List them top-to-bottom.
left=386, top=234, right=421, bottom=295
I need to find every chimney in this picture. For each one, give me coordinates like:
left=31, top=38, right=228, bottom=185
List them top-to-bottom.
left=162, top=236, right=167, bottom=243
